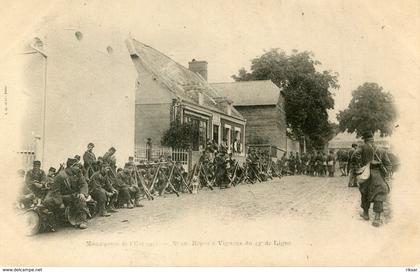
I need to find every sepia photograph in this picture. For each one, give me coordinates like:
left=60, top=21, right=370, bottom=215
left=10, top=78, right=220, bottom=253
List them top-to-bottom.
left=0, top=0, right=419, bottom=268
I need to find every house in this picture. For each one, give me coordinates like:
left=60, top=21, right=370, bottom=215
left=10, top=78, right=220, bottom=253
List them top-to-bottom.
left=1, top=14, right=137, bottom=169
left=126, top=39, right=247, bottom=163
left=210, top=80, right=300, bottom=156
left=328, top=132, right=391, bottom=151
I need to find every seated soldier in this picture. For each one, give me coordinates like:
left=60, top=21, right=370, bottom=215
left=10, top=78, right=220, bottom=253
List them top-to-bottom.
left=48, top=158, right=90, bottom=229
left=25, top=160, right=49, bottom=205
left=89, top=162, right=118, bottom=217
left=115, top=163, right=143, bottom=208
left=17, top=169, right=36, bottom=208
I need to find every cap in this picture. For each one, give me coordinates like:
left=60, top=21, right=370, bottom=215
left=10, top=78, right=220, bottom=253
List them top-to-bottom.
left=362, top=131, right=374, bottom=141
left=88, top=143, right=95, bottom=148
left=66, top=158, right=78, bottom=167
left=33, top=160, right=41, bottom=166
left=48, top=167, right=56, bottom=172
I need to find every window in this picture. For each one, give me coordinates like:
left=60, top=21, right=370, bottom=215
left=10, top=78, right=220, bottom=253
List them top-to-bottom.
left=184, top=115, right=208, bottom=151
left=213, top=124, right=219, bottom=145
left=223, top=125, right=232, bottom=152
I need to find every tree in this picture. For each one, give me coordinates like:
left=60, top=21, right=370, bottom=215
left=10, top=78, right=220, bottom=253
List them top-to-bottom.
left=232, top=49, right=339, bottom=149
left=337, top=82, right=397, bottom=137
left=161, top=121, right=199, bottom=149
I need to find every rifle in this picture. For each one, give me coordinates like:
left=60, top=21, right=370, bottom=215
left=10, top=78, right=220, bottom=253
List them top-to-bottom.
left=159, top=164, right=180, bottom=197
left=174, top=165, right=192, bottom=193
left=133, top=169, right=154, bottom=200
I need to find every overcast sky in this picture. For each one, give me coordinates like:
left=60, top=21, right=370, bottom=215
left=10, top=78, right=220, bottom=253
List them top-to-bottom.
left=1, top=0, right=419, bottom=122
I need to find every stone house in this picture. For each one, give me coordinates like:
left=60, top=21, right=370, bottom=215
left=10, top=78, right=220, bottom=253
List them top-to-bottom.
left=126, top=39, right=246, bottom=159
left=210, top=80, right=300, bottom=156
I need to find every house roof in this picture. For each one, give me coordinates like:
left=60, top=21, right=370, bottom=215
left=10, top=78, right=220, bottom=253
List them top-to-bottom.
left=127, top=38, right=244, bottom=121
left=210, top=80, right=282, bottom=106
left=328, top=132, right=390, bottom=149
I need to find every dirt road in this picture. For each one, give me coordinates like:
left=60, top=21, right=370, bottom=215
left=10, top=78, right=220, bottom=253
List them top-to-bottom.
left=7, top=175, right=416, bottom=266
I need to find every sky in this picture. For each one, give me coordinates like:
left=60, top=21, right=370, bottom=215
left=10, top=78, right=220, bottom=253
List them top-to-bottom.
left=1, top=0, right=419, bottom=122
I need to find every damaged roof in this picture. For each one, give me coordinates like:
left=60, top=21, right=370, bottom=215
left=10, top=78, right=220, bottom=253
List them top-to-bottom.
left=127, top=38, right=244, bottom=120
left=210, top=80, right=282, bottom=106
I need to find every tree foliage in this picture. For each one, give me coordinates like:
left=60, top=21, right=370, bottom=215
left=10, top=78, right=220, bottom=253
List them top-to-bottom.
left=232, top=49, right=339, bottom=149
left=337, top=82, right=397, bottom=137
left=161, top=121, right=199, bottom=149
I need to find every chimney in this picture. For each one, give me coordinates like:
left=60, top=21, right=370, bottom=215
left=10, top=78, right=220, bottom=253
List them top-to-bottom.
left=188, top=59, right=208, bottom=81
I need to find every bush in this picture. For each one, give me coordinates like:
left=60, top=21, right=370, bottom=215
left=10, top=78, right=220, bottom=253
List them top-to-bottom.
left=161, top=121, right=199, bottom=149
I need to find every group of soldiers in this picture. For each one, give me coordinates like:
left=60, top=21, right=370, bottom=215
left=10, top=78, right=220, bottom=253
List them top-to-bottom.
left=17, top=133, right=396, bottom=232
left=192, top=141, right=281, bottom=191
left=18, top=144, right=151, bottom=232
left=277, top=150, right=337, bottom=177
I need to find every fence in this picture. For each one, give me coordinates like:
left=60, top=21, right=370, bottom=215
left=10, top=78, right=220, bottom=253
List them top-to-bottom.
left=17, top=145, right=36, bottom=171
left=134, top=145, right=189, bottom=169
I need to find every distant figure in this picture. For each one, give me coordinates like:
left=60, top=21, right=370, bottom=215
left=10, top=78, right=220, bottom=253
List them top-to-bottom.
left=146, top=138, right=152, bottom=161
left=347, top=144, right=358, bottom=187
left=327, top=150, right=336, bottom=177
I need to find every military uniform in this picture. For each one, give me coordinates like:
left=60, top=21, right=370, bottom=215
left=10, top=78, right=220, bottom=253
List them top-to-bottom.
left=354, top=132, right=392, bottom=227
left=83, top=145, right=97, bottom=175
left=347, top=146, right=358, bottom=187
left=215, top=152, right=229, bottom=189
left=327, top=152, right=336, bottom=177
left=288, top=153, right=295, bottom=175
left=49, top=159, right=90, bottom=229
left=25, top=162, right=49, bottom=199
left=89, top=167, right=118, bottom=216
left=115, top=167, right=141, bottom=208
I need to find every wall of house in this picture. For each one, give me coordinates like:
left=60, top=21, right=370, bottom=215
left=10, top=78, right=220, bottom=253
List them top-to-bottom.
left=2, top=15, right=137, bottom=169
left=132, top=52, right=175, bottom=148
left=135, top=103, right=171, bottom=147
left=235, top=105, right=287, bottom=150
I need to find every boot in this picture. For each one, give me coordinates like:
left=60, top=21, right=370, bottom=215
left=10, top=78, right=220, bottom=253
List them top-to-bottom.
left=135, top=199, right=144, bottom=207
left=127, top=202, right=134, bottom=209
left=107, top=203, right=118, bottom=213
left=98, top=205, right=111, bottom=217
left=360, top=210, right=369, bottom=221
left=372, top=212, right=382, bottom=227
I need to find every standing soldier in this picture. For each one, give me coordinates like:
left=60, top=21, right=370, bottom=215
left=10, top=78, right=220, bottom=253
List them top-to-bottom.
left=354, top=132, right=392, bottom=227
left=83, top=143, right=97, bottom=176
left=347, top=144, right=358, bottom=187
left=103, top=147, right=117, bottom=174
left=215, top=148, right=229, bottom=189
left=327, top=150, right=336, bottom=177
left=309, top=151, right=317, bottom=176
left=288, top=152, right=295, bottom=175
left=295, top=152, right=301, bottom=175
left=50, top=158, right=90, bottom=229
left=89, top=162, right=118, bottom=216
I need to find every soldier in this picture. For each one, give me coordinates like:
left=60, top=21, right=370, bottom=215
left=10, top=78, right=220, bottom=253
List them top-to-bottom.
left=354, top=132, right=392, bottom=227
left=83, top=143, right=97, bottom=175
left=347, top=144, right=358, bottom=187
left=103, top=147, right=117, bottom=173
left=215, top=149, right=229, bottom=189
left=327, top=150, right=336, bottom=177
left=338, top=150, right=348, bottom=176
left=288, top=152, right=295, bottom=175
left=295, top=152, right=301, bottom=175
left=309, top=152, right=317, bottom=176
left=277, top=153, right=287, bottom=176
left=301, top=153, right=309, bottom=175
left=50, top=158, right=90, bottom=229
left=25, top=160, right=49, bottom=202
left=89, top=162, right=118, bottom=217
left=115, top=163, right=143, bottom=208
